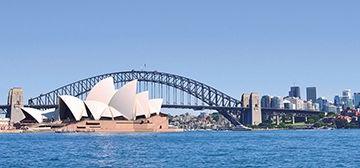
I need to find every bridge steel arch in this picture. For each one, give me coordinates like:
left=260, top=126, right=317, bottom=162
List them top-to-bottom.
left=28, top=71, right=243, bottom=126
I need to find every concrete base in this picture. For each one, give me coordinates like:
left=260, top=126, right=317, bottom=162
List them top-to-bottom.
left=57, top=115, right=182, bottom=133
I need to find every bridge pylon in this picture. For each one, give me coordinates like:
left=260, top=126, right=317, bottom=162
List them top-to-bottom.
left=6, top=88, right=25, bottom=123
left=241, top=93, right=262, bottom=126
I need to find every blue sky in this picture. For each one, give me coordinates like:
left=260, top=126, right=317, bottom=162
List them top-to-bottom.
left=0, top=0, right=359, bottom=104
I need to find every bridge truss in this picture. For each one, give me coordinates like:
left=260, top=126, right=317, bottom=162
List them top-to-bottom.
left=28, top=71, right=244, bottom=126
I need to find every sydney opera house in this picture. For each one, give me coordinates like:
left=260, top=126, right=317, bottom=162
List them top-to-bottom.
left=17, top=77, right=174, bottom=133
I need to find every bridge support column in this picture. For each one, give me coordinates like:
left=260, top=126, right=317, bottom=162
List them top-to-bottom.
left=291, top=114, right=296, bottom=124
left=275, top=115, right=280, bottom=126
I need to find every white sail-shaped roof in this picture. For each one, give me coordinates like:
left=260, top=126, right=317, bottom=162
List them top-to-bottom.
left=86, top=77, right=116, bottom=104
left=109, top=80, right=138, bottom=120
left=135, top=91, right=151, bottom=118
left=60, top=95, right=87, bottom=121
left=149, top=99, right=163, bottom=115
left=84, top=101, right=108, bottom=120
left=100, top=106, right=123, bottom=118
left=21, top=107, right=44, bottom=123
left=101, top=107, right=113, bottom=118
left=109, top=107, right=123, bottom=118
left=42, top=108, right=60, bottom=121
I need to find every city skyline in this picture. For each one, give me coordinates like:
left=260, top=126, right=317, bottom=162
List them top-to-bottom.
left=1, top=1, right=360, bottom=103
left=1, top=1, right=360, bottom=167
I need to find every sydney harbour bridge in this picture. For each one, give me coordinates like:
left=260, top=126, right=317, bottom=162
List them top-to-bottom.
left=0, top=70, right=324, bottom=127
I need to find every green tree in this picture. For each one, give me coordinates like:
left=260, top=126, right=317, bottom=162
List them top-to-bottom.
left=326, top=112, right=336, bottom=117
left=211, top=113, right=220, bottom=122
left=306, top=116, right=319, bottom=124
left=313, top=121, right=326, bottom=128
left=258, top=122, right=273, bottom=129
left=278, top=122, right=287, bottom=129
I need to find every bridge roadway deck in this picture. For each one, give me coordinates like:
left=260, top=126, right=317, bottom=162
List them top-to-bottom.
left=1, top=104, right=325, bottom=116
left=162, top=105, right=324, bottom=115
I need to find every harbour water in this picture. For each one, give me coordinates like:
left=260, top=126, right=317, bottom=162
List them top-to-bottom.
left=1, top=130, right=360, bottom=167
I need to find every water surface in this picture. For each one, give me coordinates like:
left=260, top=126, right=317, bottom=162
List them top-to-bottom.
left=1, top=130, right=359, bottom=167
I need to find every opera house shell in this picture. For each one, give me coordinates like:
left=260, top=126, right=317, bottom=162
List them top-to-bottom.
left=18, top=77, right=171, bottom=132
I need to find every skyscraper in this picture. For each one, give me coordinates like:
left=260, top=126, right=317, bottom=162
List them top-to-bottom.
left=289, top=86, right=301, bottom=98
left=306, top=87, right=317, bottom=102
left=342, top=89, right=353, bottom=109
left=343, top=89, right=352, bottom=99
left=354, top=93, right=360, bottom=108
left=261, top=95, right=271, bottom=108
left=334, top=95, right=341, bottom=107
left=271, top=96, right=283, bottom=109
left=316, top=97, right=329, bottom=112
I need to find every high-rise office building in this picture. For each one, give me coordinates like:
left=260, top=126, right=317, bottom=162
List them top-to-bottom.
left=289, top=86, right=301, bottom=98
left=306, top=87, right=317, bottom=102
left=342, top=89, right=353, bottom=109
left=342, top=89, right=352, bottom=99
left=354, top=93, right=360, bottom=108
left=261, top=95, right=271, bottom=108
left=334, top=95, right=341, bottom=107
left=271, top=96, right=283, bottom=109
left=316, top=97, right=329, bottom=112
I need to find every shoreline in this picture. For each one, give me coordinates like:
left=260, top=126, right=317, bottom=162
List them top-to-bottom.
left=3, top=127, right=358, bottom=134
left=0, top=128, right=184, bottom=134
